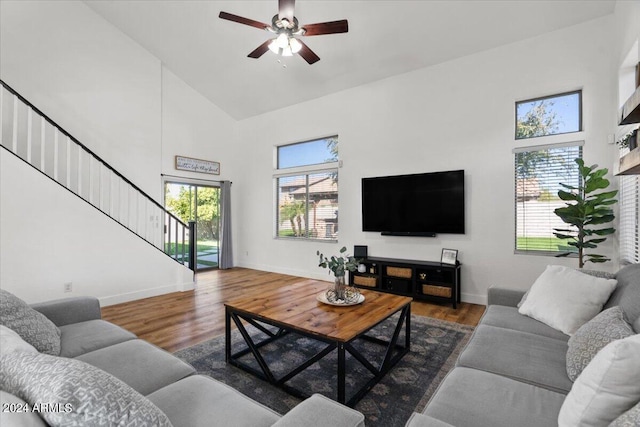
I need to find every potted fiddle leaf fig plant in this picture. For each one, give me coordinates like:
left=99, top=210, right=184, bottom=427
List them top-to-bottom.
left=553, top=158, right=618, bottom=268
left=317, top=246, right=361, bottom=303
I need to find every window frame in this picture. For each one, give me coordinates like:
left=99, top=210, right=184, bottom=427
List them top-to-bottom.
left=515, top=90, right=583, bottom=140
left=273, top=136, right=339, bottom=242
left=513, top=141, right=584, bottom=256
left=619, top=171, right=639, bottom=265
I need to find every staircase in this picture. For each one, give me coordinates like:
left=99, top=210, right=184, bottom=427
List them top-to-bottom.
left=0, top=80, right=195, bottom=270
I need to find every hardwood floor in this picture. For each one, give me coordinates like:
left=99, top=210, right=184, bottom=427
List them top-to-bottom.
left=101, top=268, right=485, bottom=353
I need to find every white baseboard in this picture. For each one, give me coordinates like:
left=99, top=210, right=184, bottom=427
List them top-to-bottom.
left=99, top=280, right=194, bottom=307
left=460, top=292, right=487, bottom=306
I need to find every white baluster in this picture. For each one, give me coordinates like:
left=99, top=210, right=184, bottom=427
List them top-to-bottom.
left=0, top=88, right=4, bottom=147
left=11, top=96, right=17, bottom=153
left=26, top=107, right=32, bottom=163
left=40, top=117, right=45, bottom=173
left=53, top=131, right=59, bottom=181
left=66, top=137, right=71, bottom=189
left=77, top=148, right=82, bottom=197
left=89, top=156, right=94, bottom=205
left=98, top=162, right=103, bottom=211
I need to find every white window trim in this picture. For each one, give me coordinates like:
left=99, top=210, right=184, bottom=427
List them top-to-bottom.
left=273, top=139, right=340, bottom=243
left=513, top=140, right=584, bottom=256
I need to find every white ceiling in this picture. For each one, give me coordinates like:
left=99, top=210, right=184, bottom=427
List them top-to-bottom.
left=84, top=0, right=616, bottom=120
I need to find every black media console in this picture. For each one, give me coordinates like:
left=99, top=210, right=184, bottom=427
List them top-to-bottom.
left=349, top=256, right=461, bottom=309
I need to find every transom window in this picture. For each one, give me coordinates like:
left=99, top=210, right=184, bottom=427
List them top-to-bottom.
left=516, top=90, right=582, bottom=139
left=275, top=136, right=339, bottom=241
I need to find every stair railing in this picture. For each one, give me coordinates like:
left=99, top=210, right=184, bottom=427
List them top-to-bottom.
left=0, top=79, right=195, bottom=270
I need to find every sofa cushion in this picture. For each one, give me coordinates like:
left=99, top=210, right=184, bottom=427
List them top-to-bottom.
left=606, top=263, right=640, bottom=324
left=518, top=265, right=617, bottom=335
left=0, top=289, right=61, bottom=355
left=479, top=305, right=569, bottom=341
left=566, top=306, right=634, bottom=381
left=58, top=319, right=136, bottom=357
left=457, top=324, right=572, bottom=393
left=0, top=325, right=37, bottom=356
left=558, top=334, right=640, bottom=427
left=76, top=339, right=196, bottom=395
left=0, top=351, right=173, bottom=427
left=423, top=367, right=566, bottom=427
left=147, top=375, right=280, bottom=427
left=0, top=390, right=47, bottom=427
left=272, top=394, right=364, bottom=427
left=609, top=401, right=640, bottom=427
left=405, top=412, right=456, bottom=427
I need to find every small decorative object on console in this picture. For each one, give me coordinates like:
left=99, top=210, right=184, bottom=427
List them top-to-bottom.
left=317, top=247, right=362, bottom=304
left=441, top=248, right=458, bottom=265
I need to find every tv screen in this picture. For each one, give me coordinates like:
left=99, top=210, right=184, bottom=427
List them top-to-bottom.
left=361, top=170, right=465, bottom=236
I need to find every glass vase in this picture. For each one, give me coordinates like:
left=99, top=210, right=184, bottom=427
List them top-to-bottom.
left=334, top=274, right=346, bottom=301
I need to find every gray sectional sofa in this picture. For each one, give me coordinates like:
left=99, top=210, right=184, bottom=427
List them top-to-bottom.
left=406, top=263, right=640, bottom=427
left=0, top=294, right=365, bottom=427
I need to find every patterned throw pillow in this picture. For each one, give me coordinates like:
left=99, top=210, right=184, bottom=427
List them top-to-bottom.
left=0, top=289, right=61, bottom=355
left=567, top=306, right=634, bottom=381
left=0, top=351, right=173, bottom=427
left=609, top=401, right=640, bottom=427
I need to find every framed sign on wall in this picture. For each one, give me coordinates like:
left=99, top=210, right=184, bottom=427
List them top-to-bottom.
left=175, top=155, right=220, bottom=175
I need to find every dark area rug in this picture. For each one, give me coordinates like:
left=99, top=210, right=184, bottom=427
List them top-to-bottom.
left=174, top=314, right=473, bottom=427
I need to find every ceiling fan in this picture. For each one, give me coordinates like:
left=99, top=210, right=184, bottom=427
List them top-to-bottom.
left=219, top=0, right=348, bottom=64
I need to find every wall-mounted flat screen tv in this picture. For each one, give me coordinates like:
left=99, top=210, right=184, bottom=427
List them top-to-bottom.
left=361, top=170, right=465, bottom=236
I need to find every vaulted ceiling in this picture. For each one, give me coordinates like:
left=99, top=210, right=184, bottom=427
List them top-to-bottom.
left=85, top=1, right=616, bottom=120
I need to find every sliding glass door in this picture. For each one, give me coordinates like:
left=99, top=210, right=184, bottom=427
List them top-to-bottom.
left=164, top=182, right=220, bottom=270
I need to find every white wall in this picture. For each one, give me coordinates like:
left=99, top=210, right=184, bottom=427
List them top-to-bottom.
left=0, top=0, right=631, bottom=307
left=0, top=0, right=162, bottom=200
left=0, top=1, right=237, bottom=304
left=236, top=16, right=618, bottom=304
left=160, top=66, right=239, bottom=188
left=0, top=150, right=193, bottom=305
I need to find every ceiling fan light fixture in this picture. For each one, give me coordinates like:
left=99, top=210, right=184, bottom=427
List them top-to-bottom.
left=275, top=33, right=289, bottom=49
left=289, top=37, right=302, bottom=54
left=268, top=39, right=280, bottom=54
left=282, top=45, right=293, bottom=57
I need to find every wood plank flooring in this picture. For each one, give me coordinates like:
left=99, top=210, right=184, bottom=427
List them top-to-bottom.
left=101, top=268, right=485, bottom=353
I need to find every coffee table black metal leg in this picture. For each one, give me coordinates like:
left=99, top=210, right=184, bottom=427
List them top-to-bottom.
left=225, top=307, right=231, bottom=363
left=337, top=342, right=346, bottom=404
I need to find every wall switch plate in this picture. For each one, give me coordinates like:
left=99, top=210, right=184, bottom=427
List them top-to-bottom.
left=63, top=282, right=73, bottom=293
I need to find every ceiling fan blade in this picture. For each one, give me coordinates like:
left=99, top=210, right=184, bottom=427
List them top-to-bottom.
left=278, top=0, right=295, bottom=23
left=219, top=11, right=269, bottom=30
left=302, top=20, right=349, bottom=36
left=248, top=40, right=272, bottom=59
left=297, top=40, right=320, bottom=64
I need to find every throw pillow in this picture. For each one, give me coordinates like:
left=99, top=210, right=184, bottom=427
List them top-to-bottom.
left=518, top=265, right=617, bottom=335
left=517, top=268, right=616, bottom=308
left=0, top=289, right=61, bottom=355
left=566, top=306, right=635, bottom=381
left=0, top=325, right=37, bottom=356
left=558, top=334, right=640, bottom=427
left=0, top=351, right=173, bottom=427
left=609, top=401, right=640, bottom=427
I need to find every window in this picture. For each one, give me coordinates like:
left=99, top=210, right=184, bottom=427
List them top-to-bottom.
left=516, top=91, right=582, bottom=139
left=275, top=137, right=339, bottom=241
left=514, top=142, right=583, bottom=254
left=619, top=174, right=639, bottom=264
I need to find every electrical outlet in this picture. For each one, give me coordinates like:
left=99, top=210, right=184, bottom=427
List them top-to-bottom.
left=63, top=282, right=73, bottom=293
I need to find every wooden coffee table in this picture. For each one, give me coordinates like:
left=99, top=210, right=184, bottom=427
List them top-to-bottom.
left=225, top=280, right=412, bottom=407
